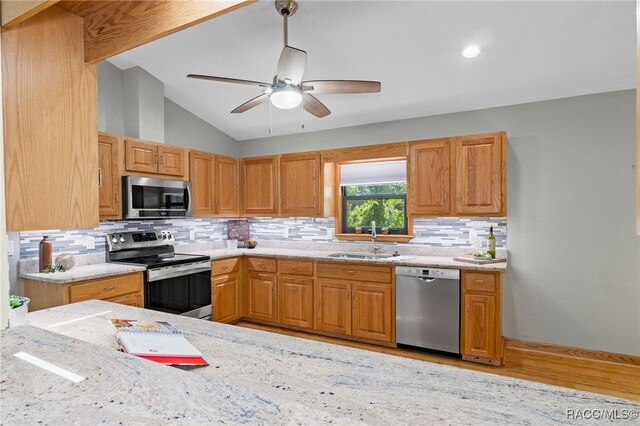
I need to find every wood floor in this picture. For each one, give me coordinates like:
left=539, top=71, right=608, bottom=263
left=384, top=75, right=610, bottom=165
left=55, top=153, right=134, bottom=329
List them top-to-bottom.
left=236, top=321, right=640, bottom=402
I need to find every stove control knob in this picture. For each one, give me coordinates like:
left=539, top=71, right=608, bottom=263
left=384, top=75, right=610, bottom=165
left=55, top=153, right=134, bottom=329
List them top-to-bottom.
left=167, top=232, right=173, bottom=240
left=160, top=234, right=166, bottom=240
left=119, top=235, right=125, bottom=243
left=111, top=236, right=118, bottom=244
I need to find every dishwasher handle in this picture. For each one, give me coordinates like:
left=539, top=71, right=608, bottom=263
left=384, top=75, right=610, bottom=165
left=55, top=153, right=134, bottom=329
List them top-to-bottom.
left=417, top=276, right=437, bottom=282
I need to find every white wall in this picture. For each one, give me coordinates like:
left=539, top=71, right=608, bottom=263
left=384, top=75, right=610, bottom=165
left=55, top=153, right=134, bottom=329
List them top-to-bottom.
left=240, top=90, right=640, bottom=356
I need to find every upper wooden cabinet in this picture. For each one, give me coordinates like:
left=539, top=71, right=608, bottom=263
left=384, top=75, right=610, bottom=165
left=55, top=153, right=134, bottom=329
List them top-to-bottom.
left=3, top=7, right=98, bottom=231
left=407, top=132, right=506, bottom=217
left=98, top=133, right=123, bottom=220
left=454, top=133, right=505, bottom=216
left=125, top=138, right=186, bottom=177
left=408, top=138, right=451, bottom=216
left=189, top=151, right=216, bottom=217
left=280, top=153, right=322, bottom=216
left=216, top=155, right=239, bottom=216
left=242, top=156, right=278, bottom=216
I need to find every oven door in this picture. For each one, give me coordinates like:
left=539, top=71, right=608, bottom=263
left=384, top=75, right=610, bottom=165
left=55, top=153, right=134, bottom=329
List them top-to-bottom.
left=124, top=176, right=192, bottom=219
left=146, top=261, right=211, bottom=319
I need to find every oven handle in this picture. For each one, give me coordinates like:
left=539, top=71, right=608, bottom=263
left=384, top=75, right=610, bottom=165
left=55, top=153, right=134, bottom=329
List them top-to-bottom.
left=147, top=261, right=211, bottom=282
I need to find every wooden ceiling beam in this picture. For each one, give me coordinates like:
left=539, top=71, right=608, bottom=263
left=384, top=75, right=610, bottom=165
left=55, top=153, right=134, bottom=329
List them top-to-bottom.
left=1, top=0, right=60, bottom=28
left=81, top=0, right=256, bottom=63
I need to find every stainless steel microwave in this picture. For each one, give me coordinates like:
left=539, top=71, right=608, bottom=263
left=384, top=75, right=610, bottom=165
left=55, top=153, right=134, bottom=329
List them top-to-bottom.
left=123, top=176, right=192, bottom=219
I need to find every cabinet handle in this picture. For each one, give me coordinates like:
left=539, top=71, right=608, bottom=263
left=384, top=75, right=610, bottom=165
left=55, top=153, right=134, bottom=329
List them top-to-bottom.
left=154, top=155, right=159, bottom=165
left=159, top=155, right=164, bottom=166
left=98, top=168, right=103, bottom=188
left=114, top=192, right=119, bottom=203
left=222, top=265, right=229, bottom=270
left=291, top=266, right=299, bottom=269
left=344, top=270, right=356, bottom=275
left=474, top=279, right=485, bottom=284
left=104, top=286, right=115, bottom=291
left=347, top=289, right=351, bottom=300
left=466, top=301, right=471, bottom=312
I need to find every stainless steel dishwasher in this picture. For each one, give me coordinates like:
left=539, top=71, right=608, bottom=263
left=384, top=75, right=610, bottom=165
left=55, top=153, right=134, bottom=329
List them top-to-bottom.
left=395, top=266, right=460, bottom=354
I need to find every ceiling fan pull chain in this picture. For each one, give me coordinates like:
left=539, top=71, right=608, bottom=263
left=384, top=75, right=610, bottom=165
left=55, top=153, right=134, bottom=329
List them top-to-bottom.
left=269, top=101, right=273, bottom=135
left=300, top=104, right=304, bottom=129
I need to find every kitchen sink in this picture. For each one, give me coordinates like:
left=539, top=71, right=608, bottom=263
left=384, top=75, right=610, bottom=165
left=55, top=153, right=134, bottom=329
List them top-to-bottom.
left=327, top=252, right=396, bottom=260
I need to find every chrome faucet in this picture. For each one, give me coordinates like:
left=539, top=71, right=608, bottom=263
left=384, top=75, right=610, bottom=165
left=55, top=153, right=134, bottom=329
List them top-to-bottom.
left=371, top=221, right=382, bottom=254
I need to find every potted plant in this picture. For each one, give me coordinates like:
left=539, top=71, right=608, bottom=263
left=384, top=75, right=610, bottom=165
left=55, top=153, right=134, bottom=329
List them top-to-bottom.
left=355, top=226, right=363, bottom=234
left=381, top=226, right=389, bottom=235
left=9, top=295, right=30, bottom=327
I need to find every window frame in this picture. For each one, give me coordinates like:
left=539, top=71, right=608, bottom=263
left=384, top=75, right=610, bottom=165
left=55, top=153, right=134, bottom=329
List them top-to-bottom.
left=340, top=188, right=409, bottom=235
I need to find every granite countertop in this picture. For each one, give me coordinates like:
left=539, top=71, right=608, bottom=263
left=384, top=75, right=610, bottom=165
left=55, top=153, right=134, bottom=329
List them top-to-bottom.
left=179, top=247, right=508, bottom=272
left=19, top=263, right=147, bottom=284
left=3, top=300, right=637, bottom=425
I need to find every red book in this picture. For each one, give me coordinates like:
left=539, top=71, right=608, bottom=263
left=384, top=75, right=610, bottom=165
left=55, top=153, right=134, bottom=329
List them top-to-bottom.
left=111, top=319, right=208, bottom=366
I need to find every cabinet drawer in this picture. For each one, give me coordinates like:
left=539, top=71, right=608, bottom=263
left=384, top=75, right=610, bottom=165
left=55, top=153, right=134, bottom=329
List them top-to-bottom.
left=212, top=257, right=240, bottom=276
left=246, top=257, right=277, bottom=272
left=279, top=259, right=313, bottom=276
left=317, top=262, right=391, bottom=284
left=464, top=272, right=496, bottom=293
left=69, top=273, right=143, bottom=303
left=105, top=291, right=143, bottom=308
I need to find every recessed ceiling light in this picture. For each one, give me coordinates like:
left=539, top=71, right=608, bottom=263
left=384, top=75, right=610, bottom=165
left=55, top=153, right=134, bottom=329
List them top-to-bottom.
left=462, top=45, right=482, bottom=58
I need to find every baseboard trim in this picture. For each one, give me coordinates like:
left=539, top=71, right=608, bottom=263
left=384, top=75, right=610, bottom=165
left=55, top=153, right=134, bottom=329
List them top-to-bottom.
left=504, top=338, right=640, bottom=400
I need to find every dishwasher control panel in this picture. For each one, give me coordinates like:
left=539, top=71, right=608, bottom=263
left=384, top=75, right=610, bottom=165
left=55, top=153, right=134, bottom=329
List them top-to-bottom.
left=395, top=266, right=460, bottom=280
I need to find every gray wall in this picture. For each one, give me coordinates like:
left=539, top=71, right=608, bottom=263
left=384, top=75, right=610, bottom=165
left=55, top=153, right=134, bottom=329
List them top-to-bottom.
left=98, top=61, right=237, bottom=155
left=240, top=90, right=640, bottom=356
left=164, top=99, right=238, bottom=157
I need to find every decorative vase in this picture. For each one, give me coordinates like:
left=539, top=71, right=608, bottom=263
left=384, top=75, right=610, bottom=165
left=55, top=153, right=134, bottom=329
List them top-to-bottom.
left=39, top=236, right=52, bottom=272
left=55, top=253, right=76, bottom=271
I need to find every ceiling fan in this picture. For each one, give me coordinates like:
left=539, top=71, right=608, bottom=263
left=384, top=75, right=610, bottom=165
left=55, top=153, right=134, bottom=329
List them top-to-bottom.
left=187, top=0, right=381, bottom=118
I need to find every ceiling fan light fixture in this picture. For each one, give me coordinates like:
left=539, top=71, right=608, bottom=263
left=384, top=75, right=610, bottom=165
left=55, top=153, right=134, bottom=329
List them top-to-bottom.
left=462, top=45, right=482, bottom=58
left=270, top=85, right=302, bottom=109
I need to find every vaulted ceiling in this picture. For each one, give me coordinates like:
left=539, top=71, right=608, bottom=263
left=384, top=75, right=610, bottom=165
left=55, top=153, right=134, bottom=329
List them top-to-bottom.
left=108, top=0, right=635, bottom=141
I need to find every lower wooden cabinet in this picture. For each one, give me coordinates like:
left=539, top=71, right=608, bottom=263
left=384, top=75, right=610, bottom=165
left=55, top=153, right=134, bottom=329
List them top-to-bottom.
left=247, top=271, right=277, bottom=322
left=461, top=271, right=502, bottom=365
left=24, top=272, right=144, bottom=312
left=212, top=273, right=240, bottom=323
left=278, top=275, right=314, bottom=328
left=315, top=279, right=351, bottom=335
left=351, top=283, right=393, bottom=342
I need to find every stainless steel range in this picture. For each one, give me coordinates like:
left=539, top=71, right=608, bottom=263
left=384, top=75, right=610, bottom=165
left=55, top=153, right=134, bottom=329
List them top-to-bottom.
left=106, top=231, right=211, bottom=319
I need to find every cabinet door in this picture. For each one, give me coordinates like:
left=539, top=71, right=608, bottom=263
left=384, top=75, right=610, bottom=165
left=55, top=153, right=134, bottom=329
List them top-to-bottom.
left=98, top=133, right=122, bottom=219
left=454, top=133, right=504, bottom=215
left=408, top=138, right=451, bottom=215
left=125, top=139, right=156, bottom=173
left=157, top=145, right=186, bottom=176
left=189, top=151, right=216, bottom=217
left=279, top=153, right=321, bottom=216
left=216, top=155, right=239, bottom=216
left=242, top=157, right=278, bottom=215
left=247, top=272, right=277, bottom=322
left=212, top=273, right=240, bottom=323
left=278, top=276, right=314, bottom=329
left=315, top=279, right=351, bottom=335
left=351, top=283, right=393, bottom=342
left=462, top=293, right=496, bottom=359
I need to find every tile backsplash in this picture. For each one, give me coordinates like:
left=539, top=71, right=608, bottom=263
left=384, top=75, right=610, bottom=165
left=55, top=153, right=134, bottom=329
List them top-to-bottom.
left=17, top=217, right=506, bottom=259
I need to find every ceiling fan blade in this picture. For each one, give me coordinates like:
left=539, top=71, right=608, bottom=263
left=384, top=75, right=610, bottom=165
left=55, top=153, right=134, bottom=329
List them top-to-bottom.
left=276, top=46, right=307, bottom=85
left=187, top=74, right=271, bottom=88
left=302, top=80, right=381, bottom=94
left=302, top=92, right=331, bottom=118
left=231, top=93, right=270, bottom=114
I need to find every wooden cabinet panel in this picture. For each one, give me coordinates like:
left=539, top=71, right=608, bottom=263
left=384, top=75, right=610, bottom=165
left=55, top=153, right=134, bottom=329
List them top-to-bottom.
left=3, top=6, right=98, bottom=231
left=98, top=133, right=122, bottom=219
left=454, top=133, right=504, bottom=215
left=408, top=138, right=451, bottom=215
left=125, top=139, right=156, bottom=173
left=157, top=145, right=185, bottom=176
left=189, top=151, right=216, bottom=217
left=279, top=153, right=322, bottom=216
left=216, top=155, right=239, bottom=216
left=242, top=156, right=278, bottom=215
left=212, top=257, right=240, bottom=276
left=246, top=257, right=277, bottom=273
left=278, top=259, right=314, bottom=276
left=317, top=262, right=392, bottom=283
left=461, top=270, right=502, bottom=365
left=247, top=272, right=277, bottom=322
left=69, top=273, right=143, bottom=303
left=212, top=273, right=240, bottom=323
left=278, top=276, right=314, bottom=328
left=315, top=279, right=351, bottom=335
left=351, top=283, right=393, bottom=342
left=106, top=291, right=143, bottom=308
left=462, top=293, right=496, bottom=359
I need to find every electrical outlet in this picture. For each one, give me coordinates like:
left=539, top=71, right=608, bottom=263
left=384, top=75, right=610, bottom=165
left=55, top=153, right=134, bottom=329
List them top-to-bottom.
left=283, top=227, right=289, bottom=238
left=189, top=230, right=196, bottom=240
left=86, top=236, right=95, bottom=250
left=8, top=241, right=14, bottom=256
